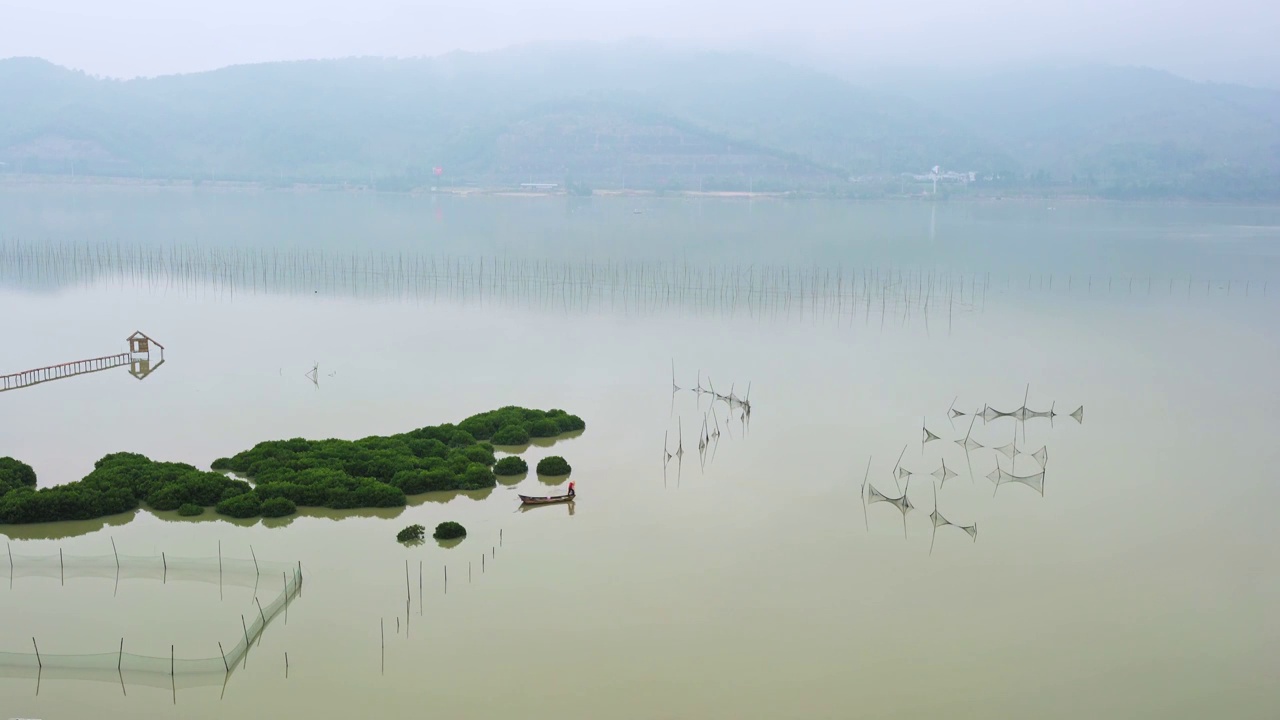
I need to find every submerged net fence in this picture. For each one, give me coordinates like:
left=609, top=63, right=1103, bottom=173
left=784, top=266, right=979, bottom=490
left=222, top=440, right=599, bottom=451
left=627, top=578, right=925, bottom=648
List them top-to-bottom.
left=0, top=550, right=302, bottom=677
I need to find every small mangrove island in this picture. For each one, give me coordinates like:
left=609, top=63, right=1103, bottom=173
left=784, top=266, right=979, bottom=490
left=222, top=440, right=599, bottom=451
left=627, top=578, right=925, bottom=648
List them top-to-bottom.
left=0, top=407, right=584, bottom=525
left=493, top=456, right=528, bottom=476
left=536, top=456, right=572, bottom=476
left=433, top=521, right=466, bottom=540
left=397, top=524, right=426, bottom=542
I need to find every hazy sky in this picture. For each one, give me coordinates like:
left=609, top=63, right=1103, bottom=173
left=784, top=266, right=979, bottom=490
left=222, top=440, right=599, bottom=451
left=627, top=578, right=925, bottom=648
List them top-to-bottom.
left=3, top=0, right=1277, bottom=85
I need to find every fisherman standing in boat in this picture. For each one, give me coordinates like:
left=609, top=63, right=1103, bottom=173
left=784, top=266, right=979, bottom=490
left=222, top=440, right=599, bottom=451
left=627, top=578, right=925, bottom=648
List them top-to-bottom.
left=568, top=481, right=575, bottom=497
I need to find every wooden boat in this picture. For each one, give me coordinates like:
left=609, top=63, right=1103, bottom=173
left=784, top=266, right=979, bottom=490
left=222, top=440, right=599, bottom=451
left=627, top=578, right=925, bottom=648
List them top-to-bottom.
left=518, top=492, right=575, bottom=505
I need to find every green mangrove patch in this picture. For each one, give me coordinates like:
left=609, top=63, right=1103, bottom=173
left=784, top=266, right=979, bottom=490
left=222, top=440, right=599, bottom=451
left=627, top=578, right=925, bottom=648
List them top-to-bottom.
left=0, top=407, right=584, bottom=525
left=493, top=456, right=529, bottom=476
left=536, top=456, right=572, bottom=476
left=433, top=521, right=466, bottom=540
left=397, top=524, right=426, bottom=542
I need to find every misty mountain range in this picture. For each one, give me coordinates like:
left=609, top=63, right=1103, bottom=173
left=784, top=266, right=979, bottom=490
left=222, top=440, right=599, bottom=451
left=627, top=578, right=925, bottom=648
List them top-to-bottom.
left=2, top=42, right=1278, bottom=200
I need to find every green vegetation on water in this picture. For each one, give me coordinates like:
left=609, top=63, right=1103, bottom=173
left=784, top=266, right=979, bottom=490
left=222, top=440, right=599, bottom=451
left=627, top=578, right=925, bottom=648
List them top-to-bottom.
left=0, top=407, right=585, bottom=525
left=0, top=453, right=251, bottom=524
left=493, top=456, right=528, bottom=476
left=536, top=456, right=572, bottom=476
left=261, top=496, right=297, bottom=518
left=177, top=503, right=204, bottom=517
left=433, top=521, right=466, bottom=540
left=397, top=524, right=425, bottom=542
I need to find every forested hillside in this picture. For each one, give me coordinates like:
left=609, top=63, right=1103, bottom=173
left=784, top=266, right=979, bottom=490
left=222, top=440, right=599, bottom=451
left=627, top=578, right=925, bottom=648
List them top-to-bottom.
left=2, top=44, right=1278, bottom=199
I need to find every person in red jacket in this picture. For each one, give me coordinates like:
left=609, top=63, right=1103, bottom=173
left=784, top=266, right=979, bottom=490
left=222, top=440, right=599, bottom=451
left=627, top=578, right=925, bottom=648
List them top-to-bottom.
left=567, top=481, right=576, bottom=497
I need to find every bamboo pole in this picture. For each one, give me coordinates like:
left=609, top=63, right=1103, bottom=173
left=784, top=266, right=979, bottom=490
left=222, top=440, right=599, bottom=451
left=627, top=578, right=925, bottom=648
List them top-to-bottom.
left=241, top=615, right=251, bottom=664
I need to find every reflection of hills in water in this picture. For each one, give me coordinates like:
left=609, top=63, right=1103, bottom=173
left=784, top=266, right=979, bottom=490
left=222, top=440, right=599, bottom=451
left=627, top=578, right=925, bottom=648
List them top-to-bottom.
left=0, top=240, right=990, bottom=327
left=863, top=389, right=1083, bottom=553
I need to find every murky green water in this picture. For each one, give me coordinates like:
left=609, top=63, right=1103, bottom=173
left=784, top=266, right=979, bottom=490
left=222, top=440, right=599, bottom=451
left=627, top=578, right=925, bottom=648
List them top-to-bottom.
left=1, top=189, right=1278, bottom=718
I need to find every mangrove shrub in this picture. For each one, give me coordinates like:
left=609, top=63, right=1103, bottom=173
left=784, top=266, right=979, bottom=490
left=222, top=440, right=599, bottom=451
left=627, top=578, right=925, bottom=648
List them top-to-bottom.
left=493, top=456, right=528, bottom=476
left=536, top=456, right=572, bottom=476
left=0, top=458, right=37, bottom=495
left=260, top=496, right=298, bottom=518
left=177, top=503, right=204, bottom=517
left=433, top=521, right=466, bottom=540
left=397, top=524, right=425, bottom=542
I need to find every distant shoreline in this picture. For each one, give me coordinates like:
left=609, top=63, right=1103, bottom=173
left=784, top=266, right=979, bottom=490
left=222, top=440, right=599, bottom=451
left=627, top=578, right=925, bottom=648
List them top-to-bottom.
left=0, top=173, right=1264, bottom=205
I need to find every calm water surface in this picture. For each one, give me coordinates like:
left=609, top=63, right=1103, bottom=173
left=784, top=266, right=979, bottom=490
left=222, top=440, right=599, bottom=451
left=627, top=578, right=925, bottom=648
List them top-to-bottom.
left=1, top=190, right=1278, bottom=719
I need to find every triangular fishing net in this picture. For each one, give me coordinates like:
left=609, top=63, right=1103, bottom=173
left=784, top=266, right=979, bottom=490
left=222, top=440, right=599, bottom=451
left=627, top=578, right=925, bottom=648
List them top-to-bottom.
left=982, top=406, right=1016, bottom=422
left=1014, top=406, right=1056, bottom=421
left=1070, top=406, right=1084, bottom=423
left=955, top=437, right=984, bottom=452
left=1030, top=446, right=1048, bottom=467
left=931, top=460, right=958, bottom=485
left=992, top=467, right=1046, bottom=495
left=867, top=482, right=912, bottom=513
left=929, top=484, right=976, bottom=554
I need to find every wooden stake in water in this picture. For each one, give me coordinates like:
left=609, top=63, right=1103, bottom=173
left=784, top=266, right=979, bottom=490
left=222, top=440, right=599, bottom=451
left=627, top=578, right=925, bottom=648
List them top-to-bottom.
left=111, top=537, right=120, bottom=569
left=250, top=545, right=259, bottom=575
left=162, top=551, right=167, bottom=584
left=405, top=560, right=410, bottom=603
left=255, top=597, right=267, bottom=640
left=241, top=615, right=251, bottom=667
left=32, top=637, right=41, bottom=669
left=119, top=638, right=124, bottom=670
left=218, top=642, right=228, bottom=673
left=170, top=644, right=175, bottom=677
left=285, top=651, right=289, bottom=679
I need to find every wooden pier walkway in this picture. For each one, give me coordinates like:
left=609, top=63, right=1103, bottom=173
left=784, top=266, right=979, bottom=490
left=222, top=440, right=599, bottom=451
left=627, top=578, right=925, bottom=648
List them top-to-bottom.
left=0, top=331, right=164, bottom=394
left=0, top=353, right=133, bottom=393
